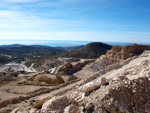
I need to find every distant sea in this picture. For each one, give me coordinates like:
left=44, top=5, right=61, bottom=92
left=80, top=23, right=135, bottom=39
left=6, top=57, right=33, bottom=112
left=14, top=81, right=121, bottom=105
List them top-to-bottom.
left=0, top=39, right=148, bottom=47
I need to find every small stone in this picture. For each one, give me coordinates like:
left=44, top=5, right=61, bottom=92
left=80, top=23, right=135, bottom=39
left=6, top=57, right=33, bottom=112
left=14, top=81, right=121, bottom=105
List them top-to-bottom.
left=101, top=77, right=107, bottom=85
left=85, top=103, right=93, bottom=111
left=64, top=104, right=82, bottom=113
left=30, top=108, right=37, bottom=113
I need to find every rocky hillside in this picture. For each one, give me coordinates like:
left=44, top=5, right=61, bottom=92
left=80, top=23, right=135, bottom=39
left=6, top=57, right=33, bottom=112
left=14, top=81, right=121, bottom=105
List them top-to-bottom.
left=27, top=42, right=112, bottom=72
left=60, top=42, right=112, bottom=59
left=0, top=43, right=111, bottom=71
left=90, top=44, right=150, bottom=71
left=0, top=45, right=148, bottom=113
left=0, top=45, right=150, bottom=113
left=0, top=45, right=63, bottom=64
left=56, top=45, right=84, bottom=52
left=0, top=54, right=12, bottom=65
left=52, top=59, right=94, bottom=75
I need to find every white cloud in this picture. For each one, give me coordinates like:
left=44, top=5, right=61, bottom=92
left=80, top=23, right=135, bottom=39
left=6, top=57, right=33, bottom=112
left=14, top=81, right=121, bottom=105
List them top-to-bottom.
left=3, top=0, right=40, bottom=3
left=0, top=10, right=22, bottom=17
left=0, top=10, right=81, bottom=30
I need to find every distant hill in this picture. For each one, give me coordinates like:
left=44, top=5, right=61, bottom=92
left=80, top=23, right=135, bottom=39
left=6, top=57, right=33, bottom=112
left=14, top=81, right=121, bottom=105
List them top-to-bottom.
left=59, top=42, right=112, bottom=59
left=0, top=43, right=112, bottom=64
left=0, top=44, right=24, bottom=47
left=0, top=44, right=84, bottom=51
left=0, top=45, right=63, bottom=63
left=0, top=45, right=62, bottom=55
left=56, top=45, right=84, bottom=51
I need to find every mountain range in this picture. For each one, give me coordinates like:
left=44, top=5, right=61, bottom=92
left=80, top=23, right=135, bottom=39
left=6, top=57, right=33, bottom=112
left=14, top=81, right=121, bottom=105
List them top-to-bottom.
left=0, top=42, right=112, bottom=65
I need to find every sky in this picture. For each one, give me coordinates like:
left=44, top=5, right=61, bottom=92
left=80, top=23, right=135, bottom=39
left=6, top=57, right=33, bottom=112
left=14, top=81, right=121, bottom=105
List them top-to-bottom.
left=0, top=0, right=150, bottom=43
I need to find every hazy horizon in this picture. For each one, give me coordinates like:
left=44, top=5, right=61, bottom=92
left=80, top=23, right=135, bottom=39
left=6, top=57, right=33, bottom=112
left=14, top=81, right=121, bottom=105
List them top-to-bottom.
left=1, top=39, right=149, bottom=47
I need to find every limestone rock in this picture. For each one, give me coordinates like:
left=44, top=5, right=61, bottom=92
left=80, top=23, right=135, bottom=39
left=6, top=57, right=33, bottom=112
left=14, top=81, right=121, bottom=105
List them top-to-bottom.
left=90, top=44, right=150, bottom=73
left=94, top=44, right=150, bottom=67
left=106, top=44, right=150, bottom=63
left=141, top=50, right=150, bottom=57
left=57, top=60, right=94, bottom=75
left=124, top=60, right=150, bottom=79
left=96, top=77, right=150, bottom=113
left=79, top=81, right=101, bottom=94
left=66, top=91, right=85, bottom=103
left=33, top=95, right=53, bottom=109
left=41, top=95, right=69, bottom=112
left=85, top=103, right=93, bottom=111
left=64, top=105, right=83, bottom=113
left=11, top=107, right=28, bottom=113
left=30, top=108, right=37, bottom=113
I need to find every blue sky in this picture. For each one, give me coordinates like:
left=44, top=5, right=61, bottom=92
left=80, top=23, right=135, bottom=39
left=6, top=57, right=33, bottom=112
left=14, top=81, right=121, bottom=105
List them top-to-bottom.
left=0, top=0, right=150, bottom=43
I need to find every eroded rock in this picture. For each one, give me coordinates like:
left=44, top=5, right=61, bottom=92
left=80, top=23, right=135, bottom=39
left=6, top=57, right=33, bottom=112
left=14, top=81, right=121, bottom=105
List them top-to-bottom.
left=106, top=44, right=150, bottom=64
left=57, top=60, right=94, bottom=75
left=33, top=74, right=64, bottom=85
left=79, top=81, right=101, bottom=94
left=66, top=91, right=85, bottom=103
left=33, top=95, right=53, bottom=109
left=41, top=95, right=69, bottom=112
left=85, top=102, right=93, bottom=111
left=64, top=104, right=83, bottom=113
left=11, top=107, right=28, bottom=113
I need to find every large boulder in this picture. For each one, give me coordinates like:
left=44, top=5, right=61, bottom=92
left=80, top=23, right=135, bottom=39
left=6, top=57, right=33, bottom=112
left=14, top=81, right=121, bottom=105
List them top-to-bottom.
left=58, top=60, right=94, bottom=75
left=33, top=74, right=64, bottom=85
left=34, top=74, right=51, bottom=84
left=79, top=81, right=101, bottom=94
left=33, top=95, right=53, bottom=109
left=41, top=95, right=69, bottom=112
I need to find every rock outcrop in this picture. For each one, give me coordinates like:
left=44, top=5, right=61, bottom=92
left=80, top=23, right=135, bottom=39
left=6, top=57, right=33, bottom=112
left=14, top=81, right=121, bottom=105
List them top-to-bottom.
left=91, top=44, right=150, bottom=71
left=105, top=44, right=150, bottom=64
left=87, top=53, right=150, bottom=113
left=57, top=60, right=94, bottom=75
left=33, top=74, right=64, bottom=85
